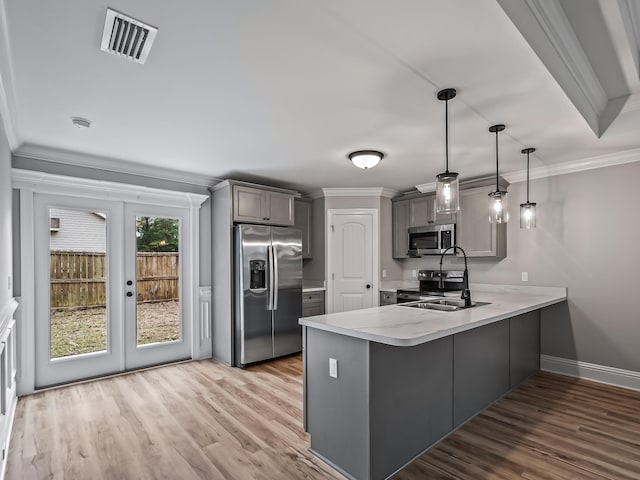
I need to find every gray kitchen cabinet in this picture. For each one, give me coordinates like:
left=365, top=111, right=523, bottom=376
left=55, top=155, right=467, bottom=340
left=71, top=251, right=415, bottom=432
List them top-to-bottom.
left=233, top=184, right=295, bottom=226
left=457, top=185, right=506, bottom=257
left=409, top=195, right=456, bottom=227
left=409, top=196, right=433, bottom=227
left=294, top=198, right=313, bottom=259
left=392, top=199, right=409, bottom=259
left=302, top=291, right=325, bottom=317
left=379, top=291, right=396, bottom=305
left=510, top=311, right=540, bottom=387
left=453, top=319, right=510, bottom=427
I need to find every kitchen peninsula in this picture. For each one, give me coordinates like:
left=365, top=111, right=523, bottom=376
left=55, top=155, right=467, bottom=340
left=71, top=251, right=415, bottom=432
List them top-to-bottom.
left=299, top=284, right=567, bottom=480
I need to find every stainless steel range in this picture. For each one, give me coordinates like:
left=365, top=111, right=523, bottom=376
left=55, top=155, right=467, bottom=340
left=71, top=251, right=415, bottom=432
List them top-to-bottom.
left=396, top=270, right=466, bottom=303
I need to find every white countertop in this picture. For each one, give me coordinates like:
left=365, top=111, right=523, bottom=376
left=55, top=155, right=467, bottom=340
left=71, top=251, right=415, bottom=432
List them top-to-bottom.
left=303, top=281, right=325, bottom=293
left=299, top=284, right=567, bottom=347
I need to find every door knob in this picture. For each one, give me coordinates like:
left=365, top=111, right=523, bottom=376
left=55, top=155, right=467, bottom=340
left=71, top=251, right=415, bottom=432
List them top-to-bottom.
left=366, top=284, right=371, bottom=289
left=126, top=292, right=133, bottom=297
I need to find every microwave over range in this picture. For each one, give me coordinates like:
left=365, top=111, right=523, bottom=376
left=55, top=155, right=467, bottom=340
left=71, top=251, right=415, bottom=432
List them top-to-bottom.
left=408, top=224, right=455, bottom=256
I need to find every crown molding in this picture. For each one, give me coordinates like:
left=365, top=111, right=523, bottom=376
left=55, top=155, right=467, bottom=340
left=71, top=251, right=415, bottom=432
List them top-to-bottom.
left=0, top=0, right=20, bottom=150
left=497, top=0, right=607, bottom=137
left=14, top=142, right=221, bottom=188
left=502, top=147, right=640, bottom=183
left=12, top=168, right=209, bottom=207
left=415, top=181, right=436, bottom=194
left=318, top=187, right=399, bottom=198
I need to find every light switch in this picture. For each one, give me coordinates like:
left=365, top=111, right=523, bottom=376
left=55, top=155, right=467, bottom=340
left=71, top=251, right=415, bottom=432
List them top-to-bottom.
left=382, top=269, right=387, bottom=278
left=521, top=272, right=528, bottom=282
left=329, top=358, right=338, bottom=378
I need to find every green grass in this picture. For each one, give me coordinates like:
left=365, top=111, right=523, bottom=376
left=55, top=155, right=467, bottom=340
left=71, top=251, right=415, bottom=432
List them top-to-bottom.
left=50, top=300, right=180, bottom=359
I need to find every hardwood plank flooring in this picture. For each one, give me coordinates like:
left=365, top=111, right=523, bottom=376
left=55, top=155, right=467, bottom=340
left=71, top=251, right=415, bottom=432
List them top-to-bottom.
left=6, top=356, right=640, bottom=479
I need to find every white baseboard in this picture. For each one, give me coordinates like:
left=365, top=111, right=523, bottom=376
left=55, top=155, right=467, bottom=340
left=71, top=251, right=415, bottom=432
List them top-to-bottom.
left=540, top=355, right=640, bottom=392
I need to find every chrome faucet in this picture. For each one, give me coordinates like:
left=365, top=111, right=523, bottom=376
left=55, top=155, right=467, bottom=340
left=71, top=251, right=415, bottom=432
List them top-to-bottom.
left=439, top=245, right=472, bottom=308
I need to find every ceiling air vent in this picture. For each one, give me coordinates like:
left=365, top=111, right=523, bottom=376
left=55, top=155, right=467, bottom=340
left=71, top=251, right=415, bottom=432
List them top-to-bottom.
left=100, top=8, right=158, bottom=64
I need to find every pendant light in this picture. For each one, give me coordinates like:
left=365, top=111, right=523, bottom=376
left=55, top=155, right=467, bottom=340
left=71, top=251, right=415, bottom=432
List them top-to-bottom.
left=435, top=88, right=460, bottom=214
left=488, top=124, right=509, bottom=223
left=520, top=147, right=537, bottom=229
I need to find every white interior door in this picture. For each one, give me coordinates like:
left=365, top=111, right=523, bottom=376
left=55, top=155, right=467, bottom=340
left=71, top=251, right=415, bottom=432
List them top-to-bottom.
left=34, top=194, right=124, bottom=387
left=34, top=195, right=191, bottom=388
left=124, top=203, right=190, bottom=370
left=327, top=210, right=377, bottom=313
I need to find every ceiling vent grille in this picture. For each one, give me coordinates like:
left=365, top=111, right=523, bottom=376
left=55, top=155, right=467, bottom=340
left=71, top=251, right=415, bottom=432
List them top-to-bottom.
left=100, top=8, right=158, bottom=64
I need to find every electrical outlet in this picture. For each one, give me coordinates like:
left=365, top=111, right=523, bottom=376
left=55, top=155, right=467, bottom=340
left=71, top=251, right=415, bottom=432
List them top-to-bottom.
left=382, top=269, right=387, bottom=278
left=412, top=270, right=417, bottom=278
left=521, top=272, right=528, bottom=282
left=7, top=275, right=11, bottom=290
left=329, top=358, right=338, bottom=378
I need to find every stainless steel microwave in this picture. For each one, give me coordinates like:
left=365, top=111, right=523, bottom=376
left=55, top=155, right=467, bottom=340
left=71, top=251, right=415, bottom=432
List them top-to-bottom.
left=408, top=224, right=455, bottom=256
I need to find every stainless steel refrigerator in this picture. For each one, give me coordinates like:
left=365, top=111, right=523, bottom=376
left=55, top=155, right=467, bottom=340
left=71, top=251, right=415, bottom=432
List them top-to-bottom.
left=234, top=224, right=302, bottom=366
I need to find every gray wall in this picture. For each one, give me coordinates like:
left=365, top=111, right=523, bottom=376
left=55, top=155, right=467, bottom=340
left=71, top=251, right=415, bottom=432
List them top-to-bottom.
left=0, top=119, right=12, bottom=311
left=401, top=161, right=640, bottom=373
left=302, top=195, right=403, bottom=284
left=302, top=197, right=325, bottom=282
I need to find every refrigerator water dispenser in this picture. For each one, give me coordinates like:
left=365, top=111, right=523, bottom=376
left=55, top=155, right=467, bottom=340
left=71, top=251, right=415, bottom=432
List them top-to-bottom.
left=249, top=259, right=266, bottom=290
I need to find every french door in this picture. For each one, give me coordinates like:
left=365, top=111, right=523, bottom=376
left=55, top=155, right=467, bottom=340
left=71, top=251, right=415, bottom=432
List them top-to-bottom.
left=34, top=194, right=190, bottom=388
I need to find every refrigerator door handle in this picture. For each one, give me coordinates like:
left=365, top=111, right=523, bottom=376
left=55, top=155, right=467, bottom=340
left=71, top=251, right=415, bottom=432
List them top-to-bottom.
left=273, top=244, right=279, bottom=310
left=267, top=245, right=274, bottom=311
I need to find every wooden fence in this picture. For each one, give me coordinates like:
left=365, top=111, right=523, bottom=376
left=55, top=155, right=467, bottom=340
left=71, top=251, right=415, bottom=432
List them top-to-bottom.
left=50, top=251, right=179, bottom=309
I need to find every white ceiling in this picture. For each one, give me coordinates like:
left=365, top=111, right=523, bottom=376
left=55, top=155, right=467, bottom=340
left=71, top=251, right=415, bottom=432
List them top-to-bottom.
left=1, top=0, right=640, bottom=194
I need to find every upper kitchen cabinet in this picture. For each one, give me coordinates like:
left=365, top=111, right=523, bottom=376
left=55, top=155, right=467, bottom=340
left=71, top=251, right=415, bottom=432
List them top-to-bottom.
left=233, top=184, right=295, bottom=226
left=457, top=185, right=506, bottom=258
left=409, top=195, right=456, bottom=227
left=294, top=198, right=313, bottom=259
left=392, top=199, right=410, bottom=259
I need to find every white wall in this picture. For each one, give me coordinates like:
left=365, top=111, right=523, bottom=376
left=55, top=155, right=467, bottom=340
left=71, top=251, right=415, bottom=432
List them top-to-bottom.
left=0, top=118, right=11, bottom=310
left=401, top=161, right=640, bottom=373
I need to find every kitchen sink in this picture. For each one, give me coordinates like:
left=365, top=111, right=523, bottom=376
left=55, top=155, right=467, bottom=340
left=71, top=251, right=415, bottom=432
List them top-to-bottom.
left=400, top=299, right=490, bottom=312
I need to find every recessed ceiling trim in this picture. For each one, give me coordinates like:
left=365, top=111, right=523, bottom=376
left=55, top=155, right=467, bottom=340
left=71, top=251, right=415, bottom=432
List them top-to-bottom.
left=0, top=0, right=20, bottom=149
left=497, top=0, right=607, bottom=136
left=618, top=0, right=640, bottom=79
left=100, top=8, right=158, bottom=64
left=13, top=142, right=220, bottom=188
left=502, top=147, right=640, bottom=183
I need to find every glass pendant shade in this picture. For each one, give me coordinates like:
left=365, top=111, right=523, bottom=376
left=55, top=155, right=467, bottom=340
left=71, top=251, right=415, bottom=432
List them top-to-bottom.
left=436, top=171, right=459, bottom=213
left=488, top=190, right=509, bottom=224
left=520, top=202, right=536, bottom=229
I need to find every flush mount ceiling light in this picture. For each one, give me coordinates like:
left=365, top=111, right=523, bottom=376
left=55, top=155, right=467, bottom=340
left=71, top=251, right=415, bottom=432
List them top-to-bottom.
left=435, top=88, right=460, bottom=214
left=71, top=117, right=91, bottom=129
left=488, top=124, right=509, bottom=224
left=520, top=147, right=537, bottom=229
left=348, top=150, right=383, bottom=169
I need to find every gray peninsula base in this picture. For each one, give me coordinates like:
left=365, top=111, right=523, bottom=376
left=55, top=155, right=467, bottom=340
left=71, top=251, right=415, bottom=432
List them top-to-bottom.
left=303, top=310, right=540, bottom=480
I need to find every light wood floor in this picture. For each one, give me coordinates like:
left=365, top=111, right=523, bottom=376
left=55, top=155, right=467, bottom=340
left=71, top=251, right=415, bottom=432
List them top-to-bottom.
left=6, top=356, right=640, bottom=480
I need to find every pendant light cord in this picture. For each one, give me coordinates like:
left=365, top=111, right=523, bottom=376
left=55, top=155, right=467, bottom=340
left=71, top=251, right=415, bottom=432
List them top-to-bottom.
left=445, top=98, right=449, bottom=173
left=495, top=130, right=499, bottom=191
left=526, top=151, right=530, bottom=203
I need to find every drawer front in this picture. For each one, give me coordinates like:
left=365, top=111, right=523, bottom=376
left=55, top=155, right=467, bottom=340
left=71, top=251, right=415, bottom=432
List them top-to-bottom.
left=302, top=291, right=325, bottom=317
left=303, top=291, right=324, bottom=304
left=379, top=291, right=397, bottom=305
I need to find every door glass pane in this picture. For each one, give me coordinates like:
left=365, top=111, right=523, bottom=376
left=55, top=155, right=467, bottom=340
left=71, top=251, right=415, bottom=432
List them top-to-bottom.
left=49, top=208, right=107, bottom=358
left=135, top=216, right=180, bottom=345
